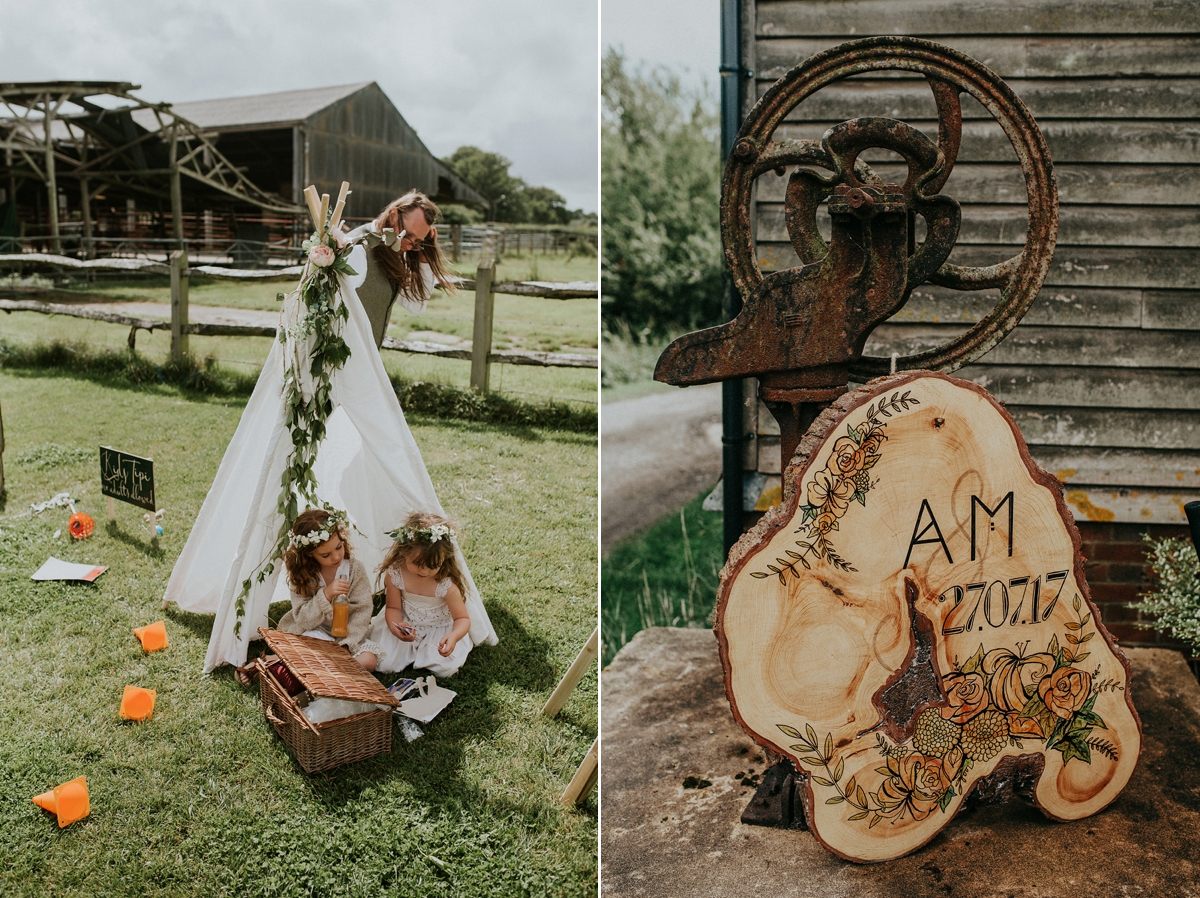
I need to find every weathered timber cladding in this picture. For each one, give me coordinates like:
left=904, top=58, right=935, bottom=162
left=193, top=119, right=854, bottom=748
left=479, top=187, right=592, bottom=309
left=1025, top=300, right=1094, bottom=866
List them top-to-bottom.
left=744, top=0, right=1200, bottom=529
left=306, top=83, right=472, bottom=219
left=757, top=203, right=1200, bottom=246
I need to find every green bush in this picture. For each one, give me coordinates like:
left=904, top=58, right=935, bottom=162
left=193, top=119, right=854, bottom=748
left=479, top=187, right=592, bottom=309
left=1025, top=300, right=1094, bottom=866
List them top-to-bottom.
left=601, top=50, right=725, bottom=335
left=439, top=203, right=485, bottom=225
left=599, top=322, right=679, bottom=389
left=0, top=339, right=595, bottom=433
left=0, top=339, right=259, bottom=395
left=394, top=379, right=595, bottom=432
left=1130, top=536, right=1200, bottom=652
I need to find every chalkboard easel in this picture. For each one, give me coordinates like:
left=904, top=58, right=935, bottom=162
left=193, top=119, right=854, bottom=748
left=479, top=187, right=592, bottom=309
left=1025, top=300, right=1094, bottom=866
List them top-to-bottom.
left=100, top=446, right=156, bottom=520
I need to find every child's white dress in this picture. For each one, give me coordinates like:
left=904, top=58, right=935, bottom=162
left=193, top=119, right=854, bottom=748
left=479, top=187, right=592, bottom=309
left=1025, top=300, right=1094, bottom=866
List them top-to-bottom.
left=369, top=568, right=472, bottom=677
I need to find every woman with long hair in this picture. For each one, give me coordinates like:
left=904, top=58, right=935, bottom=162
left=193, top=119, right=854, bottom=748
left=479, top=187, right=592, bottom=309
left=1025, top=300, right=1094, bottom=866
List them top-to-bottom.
left=346, top=190, right=459, bottom=347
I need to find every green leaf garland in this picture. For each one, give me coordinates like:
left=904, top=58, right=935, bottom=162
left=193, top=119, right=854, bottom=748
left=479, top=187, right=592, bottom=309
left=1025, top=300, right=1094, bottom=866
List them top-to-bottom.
left=232, top=225, right=359, bottom=636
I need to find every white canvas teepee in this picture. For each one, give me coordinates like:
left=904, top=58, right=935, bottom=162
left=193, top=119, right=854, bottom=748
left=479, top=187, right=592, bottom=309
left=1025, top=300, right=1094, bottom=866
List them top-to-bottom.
left=163, top=243, right=497, bottom=672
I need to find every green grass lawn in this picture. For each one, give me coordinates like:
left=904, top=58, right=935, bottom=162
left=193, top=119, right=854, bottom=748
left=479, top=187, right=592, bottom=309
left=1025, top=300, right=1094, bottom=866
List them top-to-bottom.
left=0, top=368, right=597, bottom=897
left=600, top=492, right=723, bottom=666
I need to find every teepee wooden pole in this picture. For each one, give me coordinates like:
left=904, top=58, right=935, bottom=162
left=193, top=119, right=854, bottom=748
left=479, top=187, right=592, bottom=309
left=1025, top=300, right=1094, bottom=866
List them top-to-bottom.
left=542, top=627, right=598, bottom=717
left=560, top=738, right=598, bottom=807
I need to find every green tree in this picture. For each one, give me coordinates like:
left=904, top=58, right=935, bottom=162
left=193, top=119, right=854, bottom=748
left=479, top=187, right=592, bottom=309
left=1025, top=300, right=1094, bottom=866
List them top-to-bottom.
left=601, top=50, right=724, bottom=333
left=442, top=146, right=528, bottom=222
left=442, top=146, right=581, bottom=225
left=442, top=146, right=518, bottom=201
left=522, top=185, right=573, bottom=225
left=438, top=203, right=484, bottom=225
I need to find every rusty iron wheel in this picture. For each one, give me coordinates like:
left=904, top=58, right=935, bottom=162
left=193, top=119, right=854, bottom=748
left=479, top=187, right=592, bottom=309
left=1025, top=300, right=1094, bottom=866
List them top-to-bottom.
left=721, top=36, right=1058, bottom=379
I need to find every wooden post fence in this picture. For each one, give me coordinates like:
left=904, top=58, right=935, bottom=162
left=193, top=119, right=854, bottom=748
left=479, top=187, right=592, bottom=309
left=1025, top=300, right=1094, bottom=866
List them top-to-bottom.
left=169, top=249, right=189, bottom=363
left=1, top=254, right=599, bottom=374
left=470, top=259, right=495, bottom=392
left=0, top=396, right=6, bottom=501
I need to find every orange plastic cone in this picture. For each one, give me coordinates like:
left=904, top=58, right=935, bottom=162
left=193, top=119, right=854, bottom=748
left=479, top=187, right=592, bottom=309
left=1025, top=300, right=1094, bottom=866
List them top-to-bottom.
left=133, top=621, right=168, bottom=653
left=119, top=686, right=156, bottom=721
left=32, top=776, right=90, bottom=827
left=31, top=788, right=57, bottom=813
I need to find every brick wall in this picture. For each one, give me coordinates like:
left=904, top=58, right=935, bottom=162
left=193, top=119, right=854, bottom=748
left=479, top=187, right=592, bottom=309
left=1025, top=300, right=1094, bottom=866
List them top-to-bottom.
left=1079, top=522, right=1198, bottom=676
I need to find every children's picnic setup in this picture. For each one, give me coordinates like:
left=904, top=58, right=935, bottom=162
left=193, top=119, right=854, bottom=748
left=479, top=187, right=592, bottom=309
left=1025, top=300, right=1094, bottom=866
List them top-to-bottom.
left=24, top=181, right=571, bottom=827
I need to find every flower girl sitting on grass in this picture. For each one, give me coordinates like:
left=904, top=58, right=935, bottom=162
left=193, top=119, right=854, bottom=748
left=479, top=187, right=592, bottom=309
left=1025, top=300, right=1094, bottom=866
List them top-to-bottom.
left=277, top=508, right=382, bottom=670
left=370, top=513, right=472, bottom=677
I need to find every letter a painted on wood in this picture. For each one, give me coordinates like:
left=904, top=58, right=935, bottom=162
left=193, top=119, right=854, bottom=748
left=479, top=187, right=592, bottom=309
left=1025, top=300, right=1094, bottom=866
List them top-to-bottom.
left=903, top=498, right=953, bottom=568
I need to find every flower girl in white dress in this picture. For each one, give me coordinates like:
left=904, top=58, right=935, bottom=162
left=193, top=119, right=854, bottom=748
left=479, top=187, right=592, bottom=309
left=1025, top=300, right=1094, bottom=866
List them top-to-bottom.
left=370, top=513, right=473, bottom=677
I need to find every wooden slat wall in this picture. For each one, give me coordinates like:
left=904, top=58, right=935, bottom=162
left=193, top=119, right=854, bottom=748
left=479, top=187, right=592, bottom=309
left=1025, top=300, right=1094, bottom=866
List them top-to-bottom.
left=746, top=0, right=1200, bottom=524
left=306, top=84, right=480, bottom=219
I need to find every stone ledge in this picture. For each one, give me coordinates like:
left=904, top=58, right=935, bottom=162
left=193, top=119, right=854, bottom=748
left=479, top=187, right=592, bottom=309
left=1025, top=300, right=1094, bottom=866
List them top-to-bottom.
left=601, top=627, right=1200, bottom=897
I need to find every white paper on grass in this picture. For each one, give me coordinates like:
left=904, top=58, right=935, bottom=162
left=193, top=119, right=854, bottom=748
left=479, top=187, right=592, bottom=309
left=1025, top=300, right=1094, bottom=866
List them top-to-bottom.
left=161, top=244, right=497, bottom=673
left=31, top=557, right=108, bottom=582
left=396, top=676, right=456, bottom=723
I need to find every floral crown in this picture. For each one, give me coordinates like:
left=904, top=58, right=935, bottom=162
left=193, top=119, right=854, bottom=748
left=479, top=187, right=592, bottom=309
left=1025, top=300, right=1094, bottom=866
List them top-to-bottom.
left=289, top=508, right=349, bottom=550
left=387, top=522, right=456, bottom=545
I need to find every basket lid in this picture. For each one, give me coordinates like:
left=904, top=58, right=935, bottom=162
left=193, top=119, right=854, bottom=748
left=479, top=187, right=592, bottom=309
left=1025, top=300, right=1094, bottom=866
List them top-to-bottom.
left=258, top=628, right=400, bottom=707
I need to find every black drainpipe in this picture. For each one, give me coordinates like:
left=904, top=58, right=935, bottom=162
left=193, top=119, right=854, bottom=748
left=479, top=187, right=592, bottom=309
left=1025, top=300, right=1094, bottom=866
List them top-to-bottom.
left=720, top=0, right=747, bottom=555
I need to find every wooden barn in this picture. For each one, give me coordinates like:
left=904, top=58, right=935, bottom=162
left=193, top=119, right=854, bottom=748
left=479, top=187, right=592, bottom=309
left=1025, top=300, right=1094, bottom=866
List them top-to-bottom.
left=727, top=0, right=1199, bottom=648
left=135, top=82, right=486, bottom=221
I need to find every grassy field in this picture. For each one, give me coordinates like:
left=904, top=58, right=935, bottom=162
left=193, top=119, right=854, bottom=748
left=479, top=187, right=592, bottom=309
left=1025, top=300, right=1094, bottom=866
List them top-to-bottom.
left=3, top=251, right=598, bottom=409
left=599, top=325, right=680, bottom=404
left=0, top=368, right=597, bottom=897
left=599, top=492, right=722, bottom=666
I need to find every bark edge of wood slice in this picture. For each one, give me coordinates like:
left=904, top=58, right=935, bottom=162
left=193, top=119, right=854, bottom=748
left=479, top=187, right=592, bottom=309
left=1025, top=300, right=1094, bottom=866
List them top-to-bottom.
left=715, top=371, right=1142, bottom=863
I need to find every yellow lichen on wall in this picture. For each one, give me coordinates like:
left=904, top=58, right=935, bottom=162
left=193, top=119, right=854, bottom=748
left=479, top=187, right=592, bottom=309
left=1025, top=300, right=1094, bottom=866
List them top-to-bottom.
left=1066, top=490, right=1116, bottom=522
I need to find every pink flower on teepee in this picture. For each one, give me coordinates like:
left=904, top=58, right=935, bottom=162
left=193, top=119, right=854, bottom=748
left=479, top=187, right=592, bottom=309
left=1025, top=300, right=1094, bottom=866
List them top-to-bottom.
left=309, top=244, right=335, bottom=267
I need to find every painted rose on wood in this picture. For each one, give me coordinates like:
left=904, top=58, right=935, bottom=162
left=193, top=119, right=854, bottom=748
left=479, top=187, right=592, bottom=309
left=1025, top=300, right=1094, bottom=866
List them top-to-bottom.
left=753, top=391, right=920, bottom=581
left=778, top=593, right=1122, bottom=828
left=1040, top=667, right=1092, bottom=719
left=940, top=671, right=988, bottom=724
left=875, top=749, right=962, bottom=820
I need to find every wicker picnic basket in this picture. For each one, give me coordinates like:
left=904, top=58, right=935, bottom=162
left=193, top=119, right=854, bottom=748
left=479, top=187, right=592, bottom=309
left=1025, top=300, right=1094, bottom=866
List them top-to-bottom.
left=255, top=628, right=401, bottom=773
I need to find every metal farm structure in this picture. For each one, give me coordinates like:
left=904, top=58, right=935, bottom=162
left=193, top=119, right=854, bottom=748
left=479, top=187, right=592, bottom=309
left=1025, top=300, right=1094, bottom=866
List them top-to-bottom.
left=151, top=82, right=486, bottom=224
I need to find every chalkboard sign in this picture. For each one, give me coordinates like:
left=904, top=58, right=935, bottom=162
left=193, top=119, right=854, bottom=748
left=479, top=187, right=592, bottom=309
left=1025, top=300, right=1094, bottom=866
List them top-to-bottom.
left=100, top=447, right=156, bottom=511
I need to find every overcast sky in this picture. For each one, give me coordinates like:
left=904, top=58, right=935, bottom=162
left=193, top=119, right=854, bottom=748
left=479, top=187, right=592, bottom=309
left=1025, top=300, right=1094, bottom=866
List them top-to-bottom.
left=0, top=0, right=598, bottom=212
left=602, top=0, right=720, bottom=95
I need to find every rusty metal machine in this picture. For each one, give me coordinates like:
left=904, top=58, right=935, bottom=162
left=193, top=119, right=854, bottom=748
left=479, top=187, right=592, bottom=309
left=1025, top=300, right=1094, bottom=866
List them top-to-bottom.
left=656, top=36, right=1059, bottom=471
left=648, top=40, right=1142, bottom=860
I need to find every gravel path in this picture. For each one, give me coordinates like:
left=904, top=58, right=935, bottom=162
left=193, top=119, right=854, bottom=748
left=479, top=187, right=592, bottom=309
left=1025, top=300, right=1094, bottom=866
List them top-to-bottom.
left=601, top=383, right=723, bottom=554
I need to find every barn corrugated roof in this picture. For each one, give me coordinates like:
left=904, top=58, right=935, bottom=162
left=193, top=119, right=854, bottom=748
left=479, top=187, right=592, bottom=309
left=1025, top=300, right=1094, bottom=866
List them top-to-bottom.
left=132, top=82, right=372, bottom=131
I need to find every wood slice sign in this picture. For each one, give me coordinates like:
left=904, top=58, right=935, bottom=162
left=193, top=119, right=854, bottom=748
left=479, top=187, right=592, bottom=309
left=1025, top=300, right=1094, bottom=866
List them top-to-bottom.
left=717, top=372, right=1140, bottom=863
